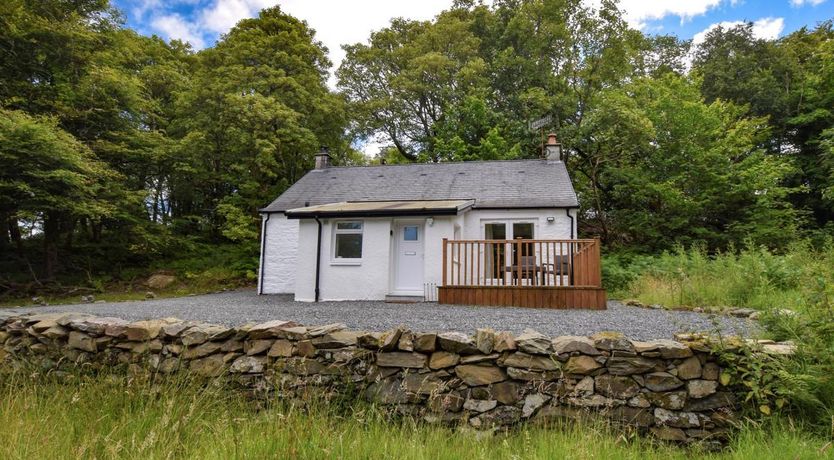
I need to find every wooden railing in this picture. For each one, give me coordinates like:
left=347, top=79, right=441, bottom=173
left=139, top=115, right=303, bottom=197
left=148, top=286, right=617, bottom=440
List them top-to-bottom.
left=441, top=238, right=602, bottom=288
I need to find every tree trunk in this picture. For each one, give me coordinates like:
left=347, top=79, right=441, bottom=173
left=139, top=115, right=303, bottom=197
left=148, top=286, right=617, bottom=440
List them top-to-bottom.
left=43, top=214, right=60, bottom=280
left=8, top=217, right=22, bottom=253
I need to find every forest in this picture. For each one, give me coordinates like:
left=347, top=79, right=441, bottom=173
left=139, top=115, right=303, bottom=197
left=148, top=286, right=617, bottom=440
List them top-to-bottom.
left=1, top=0, right=833, bottom=298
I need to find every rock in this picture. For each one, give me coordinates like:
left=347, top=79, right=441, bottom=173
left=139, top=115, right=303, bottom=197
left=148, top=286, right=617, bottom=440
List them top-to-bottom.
left=147, top=274, right=176, bottom=290
left=145, top=291, right=156, bottom=299
left=729, top=308, right=756, bottom=318
left=69, top=317, right=129, bottom=337
left=125, top=318, right=178, bottom=341
left=248, top=320, right=302, bottom=339
left=160, top=321, right=196, bottom=339
left=307, top=323, right=346, bottom=337
left=181, top=324, right=232, bottom=346
left=41, top=325, right=69, bottom=339
left=274, top=326, right=308, bottom=340
left=380, top=327, right=404, bottom=351
left=474, top=328, right=496, bottom=354
left=515, top=329, right=551, bottom=355
left=67, top=331, right=96, bottom=352
left=311, top=331, right=360, bottom=349
left=397, top=331, right=414, bottom=351
left=493, top=331, right=517, bottom=352
left=357, top=332, right=383, bottom=349
left=438, top=332, right=477, bottom=354
left=591, top=332, right=635, bottom=352
left=413, top=333, right=437, bottom=352
left=551, top=336, right=600, bottom=356
left=244, top=339, right=273, bottom=355
left=267, top=339, right=294, bottom=357
left=635, top=339, right=693, bottom=359
left=220, top=340, right=243, bottom=353
left=295, top=340, right=316, bottom=358
left=183, top=342, right=222, bottom=359
left=762, top=342, right=796, bottom=355
left=429, top=351, right=460, bottom=369
left=376, top=352, right=427, bottom=369
left=501, top=352, right=559, bottom=371
left=460, top=353, right=499, bottom=364
left=189, top=354, right=226, bottom=377
left=564, top=355, right=601, bottom=375
left=229, top=356, right=266, bottom=373
left=607, top=356, right=656, bottom=375
left=676, top=356, right=702, bottom=380
left=158, top=357, right=180, bottom=374
left=282, top=358, right=339, bottom=376
left=702, top=362, right=720, bottom=381
left=455, top=364, right=507, bottom=386
left=506, top=367, right=561, bottom=381
left=403, top=372, right=446, bottom=395
left=644, top=372, right=684, bottom=392
left=595, top=374, right=641, bottom=399
left=573, top=375, right=595, bottom=396
left=364, top=379, right=416, bottom=405
left=687, top=380, right=718, bottom=399
left=491, top=381, right=521, bottom=405
left=429, top=391, right=464, bottom=412
left=646, top=391, right=687, bottom=410
left=683, top=392, right=735, bottom=411
left=522, top=393, right=550, bottom=418
left=628, top=393, right=651, bottom=408
left=567, top=394, right=615, bottom=408
left=464, top=399, right=498, bottom=413
left=469, top=406, right=522, bottom=428
left=605, top=406, right=655, bottom=427
left=654, top=408, right=706, bottom=428
left=651, top=426, right=687, bottom=442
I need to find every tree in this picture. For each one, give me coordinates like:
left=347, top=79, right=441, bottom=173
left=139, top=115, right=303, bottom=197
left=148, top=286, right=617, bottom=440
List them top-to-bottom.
left=574, top=75, right=802, bottom=250
left=0, top=110, right=116, bottom=278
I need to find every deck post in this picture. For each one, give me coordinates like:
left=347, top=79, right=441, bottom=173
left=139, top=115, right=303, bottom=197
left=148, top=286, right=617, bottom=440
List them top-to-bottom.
left=442, top=238, right=448, bottom=286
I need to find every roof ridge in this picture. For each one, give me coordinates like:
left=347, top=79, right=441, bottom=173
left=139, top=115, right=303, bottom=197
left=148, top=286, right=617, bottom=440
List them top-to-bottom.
left=319, top=158, right=552, bottom=171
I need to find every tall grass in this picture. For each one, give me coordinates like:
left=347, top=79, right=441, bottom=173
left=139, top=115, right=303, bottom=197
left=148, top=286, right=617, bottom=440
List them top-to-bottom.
left=606, top=242, right=834, bottom=312
left=0, top=371, right=828, bottom=459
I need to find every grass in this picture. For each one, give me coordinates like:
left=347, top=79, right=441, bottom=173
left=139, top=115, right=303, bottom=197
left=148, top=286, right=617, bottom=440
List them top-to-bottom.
left=605, top=242, right=834, bottom=312
left=0, top=371, right=829, bottom=460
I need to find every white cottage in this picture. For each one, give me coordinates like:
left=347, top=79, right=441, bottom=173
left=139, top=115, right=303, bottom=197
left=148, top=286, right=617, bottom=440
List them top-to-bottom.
left=258, top=135, right=604, bottom=308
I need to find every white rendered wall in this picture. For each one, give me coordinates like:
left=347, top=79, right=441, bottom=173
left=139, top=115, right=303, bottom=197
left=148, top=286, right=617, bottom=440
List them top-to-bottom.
left=462, top=209, right=575, bottom=240
left=259, top=213, right=299, bottom=294
left=295, top=218, right=393, bottom=301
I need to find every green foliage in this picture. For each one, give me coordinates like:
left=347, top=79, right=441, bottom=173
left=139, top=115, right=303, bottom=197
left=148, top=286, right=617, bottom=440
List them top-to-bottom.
left=611, top=242, right=834, bottom=312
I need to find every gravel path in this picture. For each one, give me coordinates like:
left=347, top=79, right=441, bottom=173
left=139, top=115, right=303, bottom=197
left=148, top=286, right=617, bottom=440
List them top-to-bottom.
left=5, top=289, right=757, bottom=340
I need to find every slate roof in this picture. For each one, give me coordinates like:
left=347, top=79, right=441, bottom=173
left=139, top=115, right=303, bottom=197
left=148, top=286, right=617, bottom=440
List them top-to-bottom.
left=261, top=159, right=578, bottom=213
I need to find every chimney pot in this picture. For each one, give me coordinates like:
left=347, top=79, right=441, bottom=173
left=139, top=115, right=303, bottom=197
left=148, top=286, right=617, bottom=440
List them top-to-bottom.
left=544, top=133, right=562, bottom=161
left=314, top=146, right=331, bottom=169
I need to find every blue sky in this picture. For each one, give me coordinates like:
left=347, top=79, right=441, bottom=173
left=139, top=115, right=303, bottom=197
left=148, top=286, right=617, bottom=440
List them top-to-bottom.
left=114, top=0, right=834, bottom=74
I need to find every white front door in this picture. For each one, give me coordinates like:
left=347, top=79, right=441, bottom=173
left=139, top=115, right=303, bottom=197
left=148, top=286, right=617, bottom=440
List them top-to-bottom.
left=394, top=222, right=424, bottom=293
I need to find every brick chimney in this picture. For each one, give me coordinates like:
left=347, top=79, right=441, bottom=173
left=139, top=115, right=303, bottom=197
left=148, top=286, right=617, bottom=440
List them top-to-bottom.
left=544, top=133, right=562, bottom=161
left=314, top=146, right=331, bottom=169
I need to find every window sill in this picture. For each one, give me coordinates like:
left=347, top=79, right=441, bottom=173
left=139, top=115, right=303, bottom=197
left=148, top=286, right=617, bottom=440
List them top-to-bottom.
left=330, top=260, right=362, bottom=266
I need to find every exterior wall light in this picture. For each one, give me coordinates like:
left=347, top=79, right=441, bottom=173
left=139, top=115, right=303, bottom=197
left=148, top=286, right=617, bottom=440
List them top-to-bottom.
left=546, top=216, right=555, bottom=223
left=427, top=217, right=434, bottom=226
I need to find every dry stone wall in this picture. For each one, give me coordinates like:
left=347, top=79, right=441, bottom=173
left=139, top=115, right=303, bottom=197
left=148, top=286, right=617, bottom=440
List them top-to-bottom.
left=0, top=311, right=790, bottom=446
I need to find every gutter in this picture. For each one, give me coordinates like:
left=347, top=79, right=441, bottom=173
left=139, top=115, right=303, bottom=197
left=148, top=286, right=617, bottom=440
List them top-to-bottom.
left=285, top=208, right=462, bottom=219
left=258, top=213, right=271, bottom=295
left=314, top=216, right=323, bottom=302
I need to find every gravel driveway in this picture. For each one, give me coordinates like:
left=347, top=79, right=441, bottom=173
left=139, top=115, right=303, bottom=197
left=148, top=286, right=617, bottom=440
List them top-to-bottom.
left=5, top=289, right=757, bottom=340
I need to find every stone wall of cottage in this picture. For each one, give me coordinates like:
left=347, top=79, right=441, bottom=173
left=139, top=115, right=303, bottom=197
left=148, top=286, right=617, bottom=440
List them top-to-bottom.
left=0, top=312, right=793, bottom=446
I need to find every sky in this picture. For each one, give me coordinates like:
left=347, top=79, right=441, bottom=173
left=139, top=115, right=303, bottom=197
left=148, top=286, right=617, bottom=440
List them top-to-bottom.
left=115, top=0, right=834, bottom=69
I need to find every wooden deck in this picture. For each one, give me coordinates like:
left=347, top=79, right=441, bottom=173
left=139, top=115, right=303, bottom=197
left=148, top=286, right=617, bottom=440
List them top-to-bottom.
left=438, top=238, right=607, bottom=310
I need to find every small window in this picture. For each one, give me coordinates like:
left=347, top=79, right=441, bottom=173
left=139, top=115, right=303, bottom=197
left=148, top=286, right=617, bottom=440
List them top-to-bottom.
left=334, top=221, right=363, bottom=259
left=403, top=226, right=418, bottom=241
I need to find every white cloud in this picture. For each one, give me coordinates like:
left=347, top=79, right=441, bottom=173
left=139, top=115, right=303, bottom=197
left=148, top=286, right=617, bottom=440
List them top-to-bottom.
left=614, top=0, right=725, bottom=29
left=790, top=0, right=827, bottom=6
left=150, top=14, right=206, bottom=49
left=692, top=16, right=785, bottom=47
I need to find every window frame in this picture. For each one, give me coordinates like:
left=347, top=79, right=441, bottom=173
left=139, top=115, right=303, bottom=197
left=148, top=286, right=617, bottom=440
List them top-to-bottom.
left=331, top=220, right=364, bottom=264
